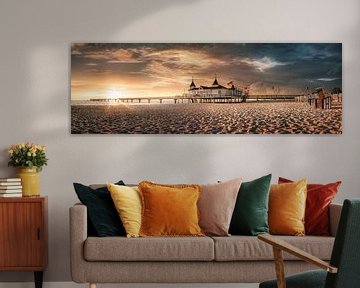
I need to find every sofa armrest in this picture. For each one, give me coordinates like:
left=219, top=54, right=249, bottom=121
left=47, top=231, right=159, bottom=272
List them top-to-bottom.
left=69, top=203, right=88, bottom=283
left=329, top=203, right=342, bottom=237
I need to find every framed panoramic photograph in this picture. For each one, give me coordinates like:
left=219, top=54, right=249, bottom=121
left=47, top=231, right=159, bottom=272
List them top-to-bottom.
left=71, top=43, right=342, bottom=134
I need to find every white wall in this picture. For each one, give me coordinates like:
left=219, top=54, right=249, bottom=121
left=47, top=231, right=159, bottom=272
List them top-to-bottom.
left=0, top=0, right=359, bottom=283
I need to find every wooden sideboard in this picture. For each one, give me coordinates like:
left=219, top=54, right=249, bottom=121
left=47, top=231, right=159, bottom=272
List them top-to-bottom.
left=0, top=197, right=47, bottom=288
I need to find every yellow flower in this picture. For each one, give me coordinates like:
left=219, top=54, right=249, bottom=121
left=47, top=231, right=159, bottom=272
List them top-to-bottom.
left=35, top=145, right=44, bottom=151
left=8, top=149, right=13, bottom=155
left=27, top=152, right=32, bottom=157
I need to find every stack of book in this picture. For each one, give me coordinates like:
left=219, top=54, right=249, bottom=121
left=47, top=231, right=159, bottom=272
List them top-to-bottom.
left=0, top=178, right=22, bottom=197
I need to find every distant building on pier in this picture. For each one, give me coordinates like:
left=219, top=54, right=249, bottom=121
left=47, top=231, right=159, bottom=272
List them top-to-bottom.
left=188, top=76, right=242, bottom=98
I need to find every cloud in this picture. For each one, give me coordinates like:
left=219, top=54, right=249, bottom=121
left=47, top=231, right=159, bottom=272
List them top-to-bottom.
left=71, top=43, right=87, bottom=48
left=71, top=44, right=88, bottom=55
left=297, top=45, right=336, bottom=60
left=78, top=48, right=145, bottom=64
left=71, top=49, right=82, bottom=55
left=142, top=49, right=229, bottom=88
left=146, top=49, right=224, bottom=69
left=240, top=57, right=290, bottom=72
left=106, top=59, right=142, bottom=64
left=317, top=78, right=338, bottom=81
left=71, top=80, right=88, bottom=87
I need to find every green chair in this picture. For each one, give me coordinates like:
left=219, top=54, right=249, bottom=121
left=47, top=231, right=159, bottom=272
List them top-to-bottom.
left=258, top=199, right=360, bottom=288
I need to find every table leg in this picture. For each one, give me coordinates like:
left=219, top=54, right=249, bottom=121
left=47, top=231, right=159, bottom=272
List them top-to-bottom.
left=34, top=271, right=43, bottom=288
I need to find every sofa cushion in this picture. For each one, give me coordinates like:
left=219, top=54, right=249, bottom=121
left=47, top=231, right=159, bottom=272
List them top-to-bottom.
left=229, top=174, right=271, bottom=236
left=279, top=177, right=341, bottom=236
left=198, top=178, right=242, bottom=236
left=269, top=179, right=307, bottom=236
left=73, top=181, right=126, bottom=237
left=139, top=181, right=203, bottom=237
left=108, top=184, right=142, bottom=238
left=84, top=236, right=214, bottom=261
left=212, top=236, right=334, bottom=261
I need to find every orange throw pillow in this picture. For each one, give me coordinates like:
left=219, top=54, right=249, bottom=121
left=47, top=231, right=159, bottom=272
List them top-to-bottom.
left=279, top=177, right=341, bottom=235
left=269, top=179, right=307, bottom=236
left=138, top=181, right=204, bottom=237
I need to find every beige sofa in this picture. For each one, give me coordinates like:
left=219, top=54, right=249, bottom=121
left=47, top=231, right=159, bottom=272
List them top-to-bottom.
left=70, top=202, right=342, bottom=287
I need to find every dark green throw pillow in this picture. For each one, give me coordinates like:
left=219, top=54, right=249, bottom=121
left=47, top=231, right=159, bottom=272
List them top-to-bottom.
left=229, top=174, right=272, bottom=236
left=73, top=180, right=126, bottom=237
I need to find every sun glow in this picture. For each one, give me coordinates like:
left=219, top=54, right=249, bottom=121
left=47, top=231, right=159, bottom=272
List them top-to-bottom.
left=106, top=87, right=123, bottom=99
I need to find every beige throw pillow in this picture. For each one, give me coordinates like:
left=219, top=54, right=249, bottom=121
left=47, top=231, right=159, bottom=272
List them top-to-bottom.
left=198, top=178, right=242, bottom=236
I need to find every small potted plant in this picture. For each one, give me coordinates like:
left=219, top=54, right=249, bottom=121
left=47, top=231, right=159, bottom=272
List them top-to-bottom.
left=8, top=143, right=48, bottom=197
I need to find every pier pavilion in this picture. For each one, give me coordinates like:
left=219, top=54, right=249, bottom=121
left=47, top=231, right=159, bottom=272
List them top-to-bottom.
left=188, top=76, right=243, bottom=98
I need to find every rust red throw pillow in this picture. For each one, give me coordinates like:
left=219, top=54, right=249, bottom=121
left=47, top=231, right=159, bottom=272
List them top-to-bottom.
left=278, top=177, right=341, bottom=236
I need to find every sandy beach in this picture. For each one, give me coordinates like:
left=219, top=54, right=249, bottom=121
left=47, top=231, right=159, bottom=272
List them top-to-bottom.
left=71, top=102, right=342, bottom=134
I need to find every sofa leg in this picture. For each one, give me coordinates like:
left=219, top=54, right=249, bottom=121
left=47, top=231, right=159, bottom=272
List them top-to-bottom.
left=89, top=283, right=96, bottom=288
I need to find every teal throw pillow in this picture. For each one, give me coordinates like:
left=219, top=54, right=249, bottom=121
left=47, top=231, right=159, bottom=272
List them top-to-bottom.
left=229, top=174, right=272, bottom=236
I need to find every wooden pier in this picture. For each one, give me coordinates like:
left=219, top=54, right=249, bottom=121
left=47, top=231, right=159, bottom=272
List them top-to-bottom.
left=90, top=94, right=304, bottom=104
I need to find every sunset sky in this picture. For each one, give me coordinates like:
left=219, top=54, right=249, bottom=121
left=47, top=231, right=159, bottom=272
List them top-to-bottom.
left=71, top=43, right=342, bottom=100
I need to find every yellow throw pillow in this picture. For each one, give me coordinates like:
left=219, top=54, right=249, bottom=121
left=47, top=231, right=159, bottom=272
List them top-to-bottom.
left=269, top=179, right=307, bottom=236
left=138, top=181, right=204, bottom=237
left=107, top=183, right=142, bottom=238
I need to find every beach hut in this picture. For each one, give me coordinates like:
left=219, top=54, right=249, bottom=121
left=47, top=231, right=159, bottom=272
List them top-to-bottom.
left=309, top=87, right=331, bottom=109
left=331, top=87, right=342, bottom=103
left=308, top=88, right=319, bottom=108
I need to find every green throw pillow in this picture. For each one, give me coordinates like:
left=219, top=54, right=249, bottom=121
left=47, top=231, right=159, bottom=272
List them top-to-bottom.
left=229, top=174, right=272, bottom=236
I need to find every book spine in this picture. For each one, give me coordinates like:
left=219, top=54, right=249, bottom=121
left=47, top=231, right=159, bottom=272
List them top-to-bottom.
left=0, top=179, right=21, bottom=182
left=0, top=183, right=22, bottom=186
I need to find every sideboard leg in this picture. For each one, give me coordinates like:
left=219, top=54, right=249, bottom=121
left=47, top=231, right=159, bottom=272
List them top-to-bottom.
left=34, top=271, right=43, bottom=288
left=90, top=283, right=97, bottom=288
